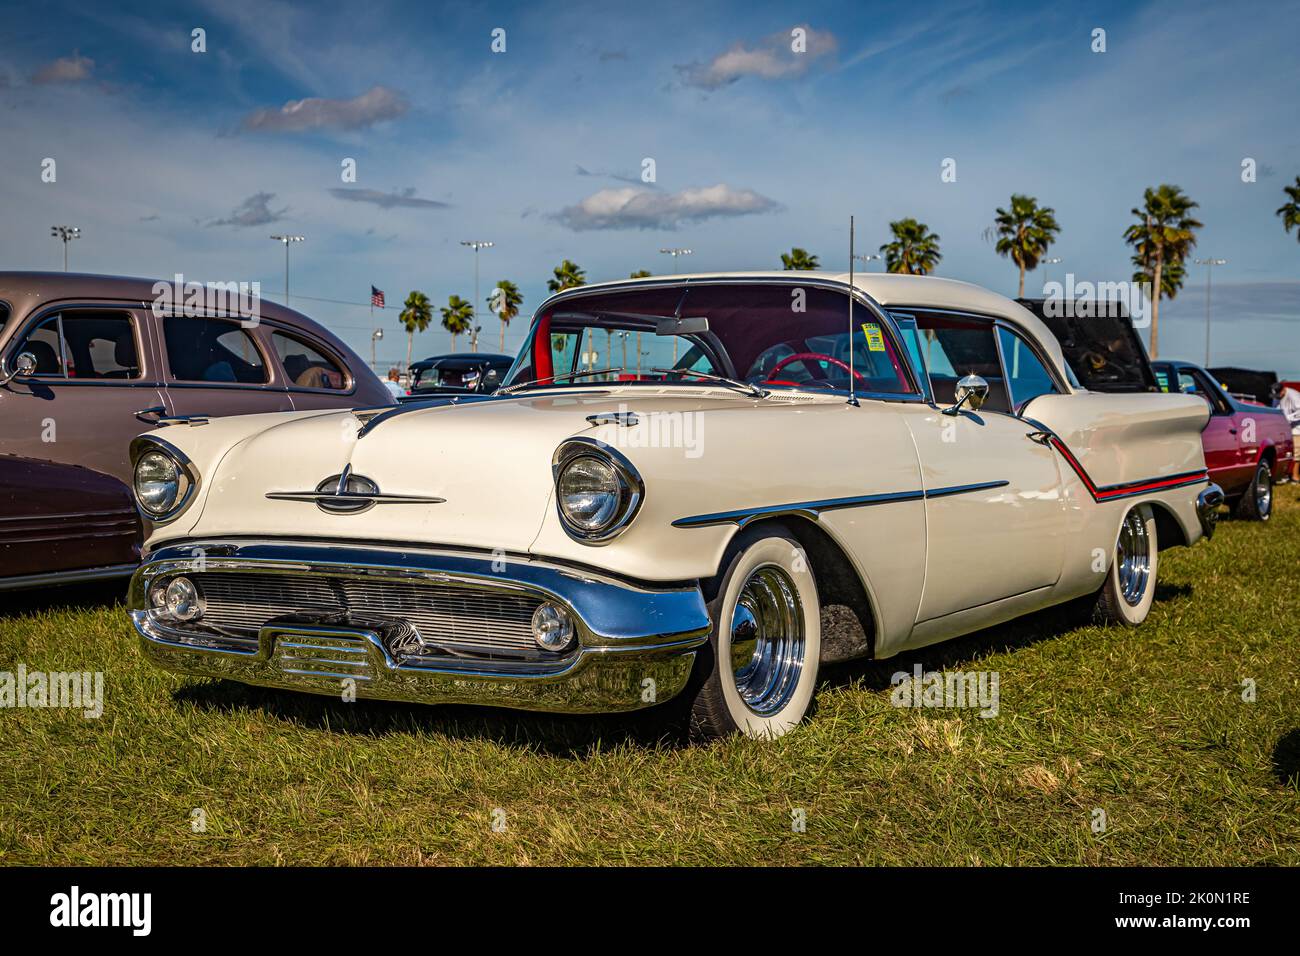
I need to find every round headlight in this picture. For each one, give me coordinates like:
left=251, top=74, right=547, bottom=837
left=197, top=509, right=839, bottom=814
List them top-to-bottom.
left=134, top=451, right=181, bottom=516
left=557, top=455, right=622, bottom=533
left=164, top=576, right=204, bottom=622
left=531, top=602, right=575, bottom=651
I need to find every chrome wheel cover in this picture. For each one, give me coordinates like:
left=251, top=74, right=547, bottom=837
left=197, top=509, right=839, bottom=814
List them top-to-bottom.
left=1255, top=465, right=1272, bottom=516
left=1116, top=510, right=1152, bottom=607
left=728, top=565, right=805, bottom=716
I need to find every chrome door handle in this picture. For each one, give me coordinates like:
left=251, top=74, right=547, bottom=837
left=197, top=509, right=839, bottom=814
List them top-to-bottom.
left=135, top=405, right=165, bottom=422
left=1026, top=430, right=1053, bottom=446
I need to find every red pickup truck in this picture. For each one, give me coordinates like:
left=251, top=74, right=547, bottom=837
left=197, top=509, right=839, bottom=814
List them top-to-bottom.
left=1152, top=360, right=1295, bottom=521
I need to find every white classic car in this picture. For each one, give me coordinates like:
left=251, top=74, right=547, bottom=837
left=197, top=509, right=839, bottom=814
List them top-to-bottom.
left=127, top=273, right=1223, bottom=739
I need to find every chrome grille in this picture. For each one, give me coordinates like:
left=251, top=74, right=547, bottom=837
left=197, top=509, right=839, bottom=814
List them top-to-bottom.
left=190, top=571, right=543, bottom=657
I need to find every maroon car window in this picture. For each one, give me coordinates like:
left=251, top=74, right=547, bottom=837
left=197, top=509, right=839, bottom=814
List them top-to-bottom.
left=14, top=311, right=139, bottom=379
left=163, top=316, right=267, bottom=384
left=271, top=331, right=346, bottom=390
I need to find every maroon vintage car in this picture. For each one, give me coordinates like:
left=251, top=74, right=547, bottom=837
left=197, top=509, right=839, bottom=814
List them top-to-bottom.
left=0, top=272, right=392, bottom=590
left=1152, top=360, right=1295, bottom=521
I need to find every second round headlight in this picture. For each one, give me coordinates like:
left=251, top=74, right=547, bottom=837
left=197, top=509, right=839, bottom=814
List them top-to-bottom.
left=134, top=450, right=181, bottom=516
left=557, top=455, right=621, bottom=532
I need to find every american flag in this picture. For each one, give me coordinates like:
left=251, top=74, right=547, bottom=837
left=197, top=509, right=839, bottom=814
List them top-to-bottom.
left=370, top=285, right=385, bottom=308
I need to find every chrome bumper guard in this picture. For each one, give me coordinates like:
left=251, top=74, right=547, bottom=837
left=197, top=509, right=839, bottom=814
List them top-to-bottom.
left=1196, top=483, right=1224, bottom=540
left=129, top=540, right=710, bottom=714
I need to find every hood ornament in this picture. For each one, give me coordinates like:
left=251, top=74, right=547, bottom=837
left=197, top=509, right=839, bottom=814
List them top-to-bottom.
left=266, top=464, right=445, bottom=514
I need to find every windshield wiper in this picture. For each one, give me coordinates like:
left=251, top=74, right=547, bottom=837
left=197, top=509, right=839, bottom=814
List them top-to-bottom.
left=498, top=367, right=628, bottom=396
left=649, top=367, right=769, bottom=398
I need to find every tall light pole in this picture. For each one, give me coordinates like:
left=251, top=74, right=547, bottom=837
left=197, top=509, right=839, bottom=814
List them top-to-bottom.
left=50, top=226, right=81, bottom=272
left=269, top=235, right=304, bottom=306
left=460, top=240, right=493, bottom=353
left=659, top=248, right=693, bottom=270
left=852, top=253, right=881, bottom=272
left=1194, top=257, right=1227, bottom=366
left=371, top=328, right=384, bottom=373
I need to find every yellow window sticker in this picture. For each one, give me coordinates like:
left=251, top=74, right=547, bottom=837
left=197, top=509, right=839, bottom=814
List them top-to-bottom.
left=861, top=323, right=886, bottom=352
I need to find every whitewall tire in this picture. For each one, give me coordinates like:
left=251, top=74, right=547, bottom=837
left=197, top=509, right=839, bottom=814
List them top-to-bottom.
left=1093, top=504, right=1159, bottom=626
left=688, top=526, right=821, bottom=741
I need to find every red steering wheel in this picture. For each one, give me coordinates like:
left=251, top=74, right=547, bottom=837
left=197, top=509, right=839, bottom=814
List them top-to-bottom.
left=764, top=351, right=869, bottom=387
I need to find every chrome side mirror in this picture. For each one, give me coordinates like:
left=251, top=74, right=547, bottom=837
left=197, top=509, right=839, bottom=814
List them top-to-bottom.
left=0, top=351, right=37, bottom=386
left=943, top=373, right=989, bottom=416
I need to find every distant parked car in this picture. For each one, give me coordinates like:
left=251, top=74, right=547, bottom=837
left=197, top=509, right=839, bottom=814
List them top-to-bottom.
left=0, top=272, right=392, bottom=590
left=406, top=353, right=513, bottom=397
left=1152, top=360, right=1294, bottom=521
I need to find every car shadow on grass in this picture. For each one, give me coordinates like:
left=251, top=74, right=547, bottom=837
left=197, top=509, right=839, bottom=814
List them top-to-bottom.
left=0, top=579, right=126, bottom=620
left=823, top=582, right=1195, bottom=693
left=172, top=679, right=689, bottom=757
left=1271, top=728, right=1300, bottom=789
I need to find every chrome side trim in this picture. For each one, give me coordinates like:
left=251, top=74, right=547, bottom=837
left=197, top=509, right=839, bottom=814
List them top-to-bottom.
left=671, top=480, right=1010, bottom=528
left=0, top=563, right=137, bottom=592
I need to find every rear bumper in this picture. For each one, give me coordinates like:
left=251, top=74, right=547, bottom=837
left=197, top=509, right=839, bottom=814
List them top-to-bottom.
left=1196, top=483, right=1225, bottom=539
left=129, top=539, right=710, bottom=713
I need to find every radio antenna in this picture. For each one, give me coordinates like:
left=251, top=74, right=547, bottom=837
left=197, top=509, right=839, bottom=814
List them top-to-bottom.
left=847, top=215, right=859, bottom=407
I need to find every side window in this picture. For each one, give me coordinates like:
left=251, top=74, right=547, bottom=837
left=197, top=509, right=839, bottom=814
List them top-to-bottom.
left=13, top=311, right=139, bottom=379
left=913, top=314, right=1011, bottom=413
left=13, top=316, right=65, bottom=376
left=163, top=316, right=267, bottom=384
left=997, top=326, right=1059, bottom=412
left=271, top=331, right=346, bottom=390
left=1187, top=369, right=1230, bottom=415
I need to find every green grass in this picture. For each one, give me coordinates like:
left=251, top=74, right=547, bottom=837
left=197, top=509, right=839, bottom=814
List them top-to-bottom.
left=2, top=488, right=1298, bottom=865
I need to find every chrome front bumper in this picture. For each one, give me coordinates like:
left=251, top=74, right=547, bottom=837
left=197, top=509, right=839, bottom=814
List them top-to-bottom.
left=1196, top=483, right=1225, bottom=539
left=129, top=540, right=710, bottom=714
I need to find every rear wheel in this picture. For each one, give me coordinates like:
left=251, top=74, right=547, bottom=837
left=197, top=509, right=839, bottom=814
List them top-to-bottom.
left=1234, top=460, right=1273, bottom=522
left=1094, top=504, right=1159, bottom=626
left=687, top=526, right=821, bottom=741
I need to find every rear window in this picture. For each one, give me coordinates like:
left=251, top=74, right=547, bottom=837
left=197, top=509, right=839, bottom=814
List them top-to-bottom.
left=271, top=331, right=346, bottom=390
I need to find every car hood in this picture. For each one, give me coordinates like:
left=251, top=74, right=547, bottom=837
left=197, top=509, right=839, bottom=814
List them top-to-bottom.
left=176, top=389, right=760, bottom=552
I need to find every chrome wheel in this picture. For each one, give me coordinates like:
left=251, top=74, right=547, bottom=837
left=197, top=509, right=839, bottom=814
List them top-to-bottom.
left=1255, top=465, right=1272, bottom=517
left=1116, top=510, right=1152, bottom=607
left=728, top=565, right=805, bottom=716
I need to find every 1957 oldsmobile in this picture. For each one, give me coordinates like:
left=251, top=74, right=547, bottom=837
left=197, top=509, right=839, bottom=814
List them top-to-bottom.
left=127, top=273, right=1222, bottom=740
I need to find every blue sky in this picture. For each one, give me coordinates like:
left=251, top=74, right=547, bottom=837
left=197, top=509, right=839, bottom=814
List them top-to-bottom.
left=2, top=0, right=1298, bottom=372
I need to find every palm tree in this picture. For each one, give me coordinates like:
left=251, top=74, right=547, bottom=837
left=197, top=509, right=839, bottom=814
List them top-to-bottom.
left=1277, top=175, right=1300, bottom=243
left=1123, top=184, right=1202, bottom=358
left=993, top=195, right=1060, bottom=297
left=880, top=219, right=942, bottom=275
left=780, top=248, right=819, bottom=270
left=1130, top=250, right=1186, bottom=301
left=547, top=259, right=586, bottom=292
left=629, top=269, right=652, bottom=278
left=487, top=280, right=523, bottom=350
left=398, top=290, right=432, bottom=373
left=440, top=295, right=474, bottom=352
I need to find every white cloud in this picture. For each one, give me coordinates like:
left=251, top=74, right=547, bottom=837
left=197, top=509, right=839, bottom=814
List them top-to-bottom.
left=676, top=26, right=837, bottom=90
left=31, top=54, right=93, bottom=84
left=242, top=85, right=408, bottom=132
left=555, top=184, right=780, bottom=231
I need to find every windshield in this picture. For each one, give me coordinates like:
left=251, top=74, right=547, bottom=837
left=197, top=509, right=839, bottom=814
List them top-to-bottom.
left=502, top=283, right=916, bottom=396
left=412, top=363, right=480, bottom=391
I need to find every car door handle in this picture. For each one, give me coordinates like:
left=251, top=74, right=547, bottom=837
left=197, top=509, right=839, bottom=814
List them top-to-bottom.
left=135, top=405, right=165, bottom=422
left=1228, top=428, right=1237, bottom=434
left=1026, top=430, right=1053, bottom=446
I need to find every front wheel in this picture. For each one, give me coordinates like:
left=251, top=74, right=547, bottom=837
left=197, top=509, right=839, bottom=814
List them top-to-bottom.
left=1234, top=460, right=1273, bottom=522
left=1093, top=504, right=1159, bottom=625
left=687, top=526, right=821, bottom=741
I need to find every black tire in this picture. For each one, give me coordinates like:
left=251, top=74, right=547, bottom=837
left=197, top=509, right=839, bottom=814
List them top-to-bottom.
left=1233, top=460, right=1273, bottom=522
left=1093, top=504, right=1159, bottom=626
left=686, top=525, right=821, bottom=741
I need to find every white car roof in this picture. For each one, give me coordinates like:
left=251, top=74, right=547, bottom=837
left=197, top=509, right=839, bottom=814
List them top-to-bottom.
left=557, top=271, right=1071, bottom=384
